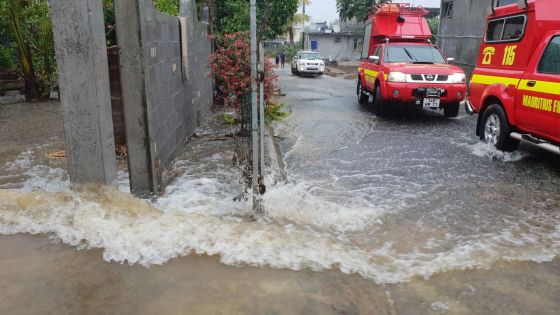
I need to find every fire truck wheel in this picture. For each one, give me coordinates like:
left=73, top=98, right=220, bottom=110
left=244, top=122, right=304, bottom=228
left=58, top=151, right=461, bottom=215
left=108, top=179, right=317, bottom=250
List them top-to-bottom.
left=357, top=80, right=368, bottom=105
left=374, top=86, right=388, bottom=116
left=444, top=102, right=460, bottom=118
left=480, top=104, right=520, bottom=152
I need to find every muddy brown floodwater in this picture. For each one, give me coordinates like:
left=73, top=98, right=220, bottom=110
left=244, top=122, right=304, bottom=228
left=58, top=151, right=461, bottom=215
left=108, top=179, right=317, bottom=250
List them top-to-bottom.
left=1, top=233, right=559, bottom=314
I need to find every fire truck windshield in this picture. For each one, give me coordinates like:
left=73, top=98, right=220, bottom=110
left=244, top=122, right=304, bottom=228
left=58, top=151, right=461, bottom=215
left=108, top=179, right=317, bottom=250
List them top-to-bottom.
left=385, top=45, right=446, bottom=64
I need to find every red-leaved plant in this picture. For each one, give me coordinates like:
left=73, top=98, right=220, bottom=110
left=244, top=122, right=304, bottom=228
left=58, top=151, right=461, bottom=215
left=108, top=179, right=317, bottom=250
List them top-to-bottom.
left=210, top=32, right=278, bottom=110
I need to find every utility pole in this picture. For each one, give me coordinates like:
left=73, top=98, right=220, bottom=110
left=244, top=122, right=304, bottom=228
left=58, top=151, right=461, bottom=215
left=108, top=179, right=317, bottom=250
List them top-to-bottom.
left=250, top=0, right=262, bottom=213
left=302, top=1, right=306, bottom=49
left=259, top=42, right=266, bottom=195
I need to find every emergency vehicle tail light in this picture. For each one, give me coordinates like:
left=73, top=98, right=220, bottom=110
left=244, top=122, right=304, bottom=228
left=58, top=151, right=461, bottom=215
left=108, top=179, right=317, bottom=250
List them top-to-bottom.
left=388, top=72, right=407, bottom=82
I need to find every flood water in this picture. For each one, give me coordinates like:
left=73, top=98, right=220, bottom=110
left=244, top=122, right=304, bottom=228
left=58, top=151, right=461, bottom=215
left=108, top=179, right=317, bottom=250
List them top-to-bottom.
left=1, top=73, right=560, bottom=314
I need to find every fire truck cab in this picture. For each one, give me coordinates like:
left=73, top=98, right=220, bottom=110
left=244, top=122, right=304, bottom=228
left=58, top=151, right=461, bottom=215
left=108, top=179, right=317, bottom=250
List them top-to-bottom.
left=467, top=0, right=560, bottom=154
left=357, top=3, right=467, bottom=117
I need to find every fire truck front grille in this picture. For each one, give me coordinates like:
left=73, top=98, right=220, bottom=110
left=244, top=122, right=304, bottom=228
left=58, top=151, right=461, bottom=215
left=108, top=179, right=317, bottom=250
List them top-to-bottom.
left=409, top=74, right=451, bottom=83
left=424, top=75, right=436, bottom=81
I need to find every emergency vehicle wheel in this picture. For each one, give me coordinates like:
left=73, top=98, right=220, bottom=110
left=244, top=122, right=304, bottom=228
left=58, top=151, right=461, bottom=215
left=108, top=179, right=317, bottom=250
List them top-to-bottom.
left=357, top=80, right=368, bottom=105
left=374, top=86, right=388, bottom=116
left=444, top=102, right=460, bottom=118
left=480, top=104, right=519, bottom=152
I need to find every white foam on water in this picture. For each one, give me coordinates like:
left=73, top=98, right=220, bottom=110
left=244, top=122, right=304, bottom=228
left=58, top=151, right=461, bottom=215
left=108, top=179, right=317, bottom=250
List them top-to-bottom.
left=469, top=142, right=529, bottom=162
left=1, top=146, right=559, bottom=284
left=2, top=148, right=69, bottom=192
left=4, top=149, right=34, bottom=171
left=19, top=165, right=69, bottom=192
left=117, top=170, right=131, bottom=194
left=263, top=180, right=387, bottom=232
left=1, top=184, right=559, bottom=283
left=431, top=301, right=450, bottom=312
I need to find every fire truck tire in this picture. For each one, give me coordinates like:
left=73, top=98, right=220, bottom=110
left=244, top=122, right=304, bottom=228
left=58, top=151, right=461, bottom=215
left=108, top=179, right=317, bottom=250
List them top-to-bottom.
left=357, top=80, right=368, bottom=105
left=374, top=86, right=388, bottom=116
left=444, top=102, right=460, bottom=118
left=480, top=104, right=519, bottom=152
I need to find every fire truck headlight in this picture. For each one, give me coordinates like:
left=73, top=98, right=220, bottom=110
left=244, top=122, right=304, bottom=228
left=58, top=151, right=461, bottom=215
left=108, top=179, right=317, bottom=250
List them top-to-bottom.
left=388, top=72, right=407, bottom=83
left=450, top=73, right=466, bottom=84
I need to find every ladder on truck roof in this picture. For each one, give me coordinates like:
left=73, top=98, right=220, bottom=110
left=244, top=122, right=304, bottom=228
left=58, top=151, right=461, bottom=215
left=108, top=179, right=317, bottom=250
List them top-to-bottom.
left=361, top=2, right=432, bottom=58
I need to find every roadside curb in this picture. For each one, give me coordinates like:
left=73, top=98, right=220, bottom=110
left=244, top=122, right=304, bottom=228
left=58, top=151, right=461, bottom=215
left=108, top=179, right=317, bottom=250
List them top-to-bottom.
left=265, top=125, right=287, bottom=184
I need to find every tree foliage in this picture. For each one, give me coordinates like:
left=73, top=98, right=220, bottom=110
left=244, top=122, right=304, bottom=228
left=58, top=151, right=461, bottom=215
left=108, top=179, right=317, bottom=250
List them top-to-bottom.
left=1, top=0, right=54, bottom=99
left=153, top=0, right=180, bottom=16
left=213, top=0, right=299, bottom=40
left=285, top=0, right=310, bottom=44
left=336, top=0, right=389, bottom=22
left=427, top=17, right=439, bottom=44
left=210, top=32, right=278, bottom=109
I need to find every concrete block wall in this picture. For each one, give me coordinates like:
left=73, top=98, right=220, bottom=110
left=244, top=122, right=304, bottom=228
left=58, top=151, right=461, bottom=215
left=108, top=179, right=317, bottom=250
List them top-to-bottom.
left=115, top=0, right=213, bottom=195
left=143, top=0, right=213, bottom=170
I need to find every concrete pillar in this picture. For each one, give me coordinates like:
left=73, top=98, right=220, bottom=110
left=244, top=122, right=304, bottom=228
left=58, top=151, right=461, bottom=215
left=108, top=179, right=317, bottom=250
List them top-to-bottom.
left=49, top=0, right=117, bottom=185
left=113, top=0, right=157, bottom=196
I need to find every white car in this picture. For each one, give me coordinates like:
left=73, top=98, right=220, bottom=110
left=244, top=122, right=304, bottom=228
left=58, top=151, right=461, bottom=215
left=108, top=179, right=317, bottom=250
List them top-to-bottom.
left=291, top=51, right=325, bottom=76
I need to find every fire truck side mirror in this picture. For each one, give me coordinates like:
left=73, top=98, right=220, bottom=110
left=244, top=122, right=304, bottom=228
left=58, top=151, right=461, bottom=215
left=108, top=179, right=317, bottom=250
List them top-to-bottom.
left=369, top=55, right=380, bottom=64
left=447, top=57, right=455, bottom=63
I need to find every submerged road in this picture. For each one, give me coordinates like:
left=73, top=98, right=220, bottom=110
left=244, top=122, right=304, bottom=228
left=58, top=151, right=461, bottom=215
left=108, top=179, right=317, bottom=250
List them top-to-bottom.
left=266, top=67, right=560, bottom=313
left=0, top=68, right=559, bottom=315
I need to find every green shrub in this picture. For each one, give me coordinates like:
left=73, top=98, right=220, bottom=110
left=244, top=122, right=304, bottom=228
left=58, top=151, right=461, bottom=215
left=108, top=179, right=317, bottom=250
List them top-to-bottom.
left=265, top=102, right=289, bottom=124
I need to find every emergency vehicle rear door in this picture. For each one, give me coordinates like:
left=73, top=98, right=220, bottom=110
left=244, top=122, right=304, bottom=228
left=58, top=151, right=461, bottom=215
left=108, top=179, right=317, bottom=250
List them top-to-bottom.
left=516, top=34, right=560, bottom=141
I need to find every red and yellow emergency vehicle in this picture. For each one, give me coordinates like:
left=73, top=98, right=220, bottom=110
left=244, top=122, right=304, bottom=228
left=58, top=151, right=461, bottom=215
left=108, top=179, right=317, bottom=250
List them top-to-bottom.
left=466, top=0, right=560, bottom=154
left=357, top=2, right=467, bottom=117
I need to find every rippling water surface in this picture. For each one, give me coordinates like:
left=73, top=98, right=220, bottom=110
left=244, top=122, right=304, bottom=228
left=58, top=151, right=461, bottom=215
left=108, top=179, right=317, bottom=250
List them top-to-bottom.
left=1, top=76, right=560, bottom=285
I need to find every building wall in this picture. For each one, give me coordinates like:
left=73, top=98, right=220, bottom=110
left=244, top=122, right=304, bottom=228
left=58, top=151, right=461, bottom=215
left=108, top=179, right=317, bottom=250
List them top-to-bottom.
left=115, top=0, right=213, bottom=194
left=143, top=0, right=213, bottom=170
left=438, top=0, right=489, bottom=76
left=305, top=34, right=363, bottom=62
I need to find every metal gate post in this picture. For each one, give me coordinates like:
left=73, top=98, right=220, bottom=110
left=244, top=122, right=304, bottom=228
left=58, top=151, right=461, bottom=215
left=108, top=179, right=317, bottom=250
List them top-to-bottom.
left=250, top=0, right=260, bottom=212
left=259, top=42, right=266, bottom=189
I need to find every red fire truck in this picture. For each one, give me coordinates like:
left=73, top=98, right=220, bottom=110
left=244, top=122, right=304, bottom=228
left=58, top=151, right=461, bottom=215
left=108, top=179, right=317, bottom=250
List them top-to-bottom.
left=466, top=0, right=560, bottom=154
left=357, top=3, right=467, bottom=117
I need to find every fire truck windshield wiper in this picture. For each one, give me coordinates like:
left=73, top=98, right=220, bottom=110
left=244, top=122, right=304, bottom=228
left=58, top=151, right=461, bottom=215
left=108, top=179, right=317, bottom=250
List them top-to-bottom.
left=403, top=48, right=417, bottom=63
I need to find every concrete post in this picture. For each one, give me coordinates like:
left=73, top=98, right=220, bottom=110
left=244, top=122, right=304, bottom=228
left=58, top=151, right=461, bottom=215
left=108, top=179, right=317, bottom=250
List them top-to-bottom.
left=49, top=0, right=117, bottom=185
left=113, top=0, right=157, bottom=196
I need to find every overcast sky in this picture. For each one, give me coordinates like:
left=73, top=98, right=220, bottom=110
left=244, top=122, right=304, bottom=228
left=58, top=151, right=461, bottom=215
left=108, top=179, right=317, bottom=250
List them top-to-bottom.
left=306, top=0, right=442, bottom=23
